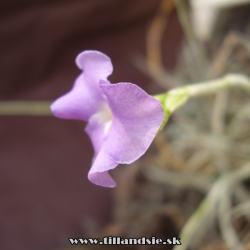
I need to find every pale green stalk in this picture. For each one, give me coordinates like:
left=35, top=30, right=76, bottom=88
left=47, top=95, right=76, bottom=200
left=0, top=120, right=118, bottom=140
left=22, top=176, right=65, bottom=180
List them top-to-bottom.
left=154, top=74, right=250, bottom=129
left=155, top=74, right=250, bottom=111
left=0, top=101, right=52, bottom=115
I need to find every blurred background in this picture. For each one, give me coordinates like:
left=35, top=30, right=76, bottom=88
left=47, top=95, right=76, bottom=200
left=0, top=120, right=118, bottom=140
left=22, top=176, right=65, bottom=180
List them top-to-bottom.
left=1, top=0, right=250, bottom=250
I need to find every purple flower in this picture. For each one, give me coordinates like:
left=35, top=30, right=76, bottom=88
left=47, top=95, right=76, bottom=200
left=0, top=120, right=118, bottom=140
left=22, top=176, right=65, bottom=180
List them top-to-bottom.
left=51, top=51, right=164, bottom=187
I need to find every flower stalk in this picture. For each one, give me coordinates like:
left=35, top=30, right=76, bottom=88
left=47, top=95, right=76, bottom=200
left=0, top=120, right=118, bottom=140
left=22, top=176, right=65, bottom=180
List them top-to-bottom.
left=154, top=73, right=250, bottom=128
left=0, top=101, right=52, bottom=115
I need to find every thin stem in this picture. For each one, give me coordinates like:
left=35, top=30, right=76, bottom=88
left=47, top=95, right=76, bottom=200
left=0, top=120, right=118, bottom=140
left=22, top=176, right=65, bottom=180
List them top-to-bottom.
left=154, top=74, right=250, bottom=114
left=187, top=74, right=250, bottom=96
left=0, top=101, right=52, bottom=116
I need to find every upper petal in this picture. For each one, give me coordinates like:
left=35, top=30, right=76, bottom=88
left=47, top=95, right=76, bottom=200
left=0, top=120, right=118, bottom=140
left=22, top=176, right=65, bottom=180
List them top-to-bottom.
left=76, top=50, right=113, bottom=79
left=51, top=51, right=113, bottom=120
left=51, top=74, right=104, bottom=120
left=100, top=81, right=164, bottom=164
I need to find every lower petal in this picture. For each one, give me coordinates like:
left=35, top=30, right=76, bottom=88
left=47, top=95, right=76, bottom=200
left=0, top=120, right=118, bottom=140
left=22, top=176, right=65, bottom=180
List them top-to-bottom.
left=100, top=81, right=164, bottom=164
left=85, top=103, right=112, bottom=156
left=88, top=150, right=117, bottom=187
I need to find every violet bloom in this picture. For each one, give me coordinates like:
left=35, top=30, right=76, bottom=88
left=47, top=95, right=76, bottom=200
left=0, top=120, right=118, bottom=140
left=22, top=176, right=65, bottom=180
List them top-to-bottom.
left=51, top=51, right=164, bottom=187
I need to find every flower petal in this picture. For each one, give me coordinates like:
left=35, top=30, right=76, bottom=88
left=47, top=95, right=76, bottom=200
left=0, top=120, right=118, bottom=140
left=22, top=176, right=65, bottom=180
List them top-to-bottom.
left=76, top=50, right=113, bottom=79
left=51, top=51, right=113, bottom=120
left=51, top=74, right=101, bottom=120
left=100, top=81, right=164, bottom=164
left=85, top=104, right=116, bottom=187
left=85, top=105, right=111, bottom=156
left=88, top=149, right=117, bottom=187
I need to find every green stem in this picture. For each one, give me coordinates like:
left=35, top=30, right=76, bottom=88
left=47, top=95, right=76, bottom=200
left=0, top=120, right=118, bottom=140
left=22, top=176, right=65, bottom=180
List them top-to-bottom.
left=154, top=74, right=250, bottom=114
left=187, top=74, right=250, bottom=96
left=0, top=101, right=52, bottom=115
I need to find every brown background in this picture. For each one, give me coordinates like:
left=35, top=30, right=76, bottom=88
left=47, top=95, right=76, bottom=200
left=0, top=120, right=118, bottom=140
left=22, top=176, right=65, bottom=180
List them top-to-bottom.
left=0, top=1, right=182, bottom=249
